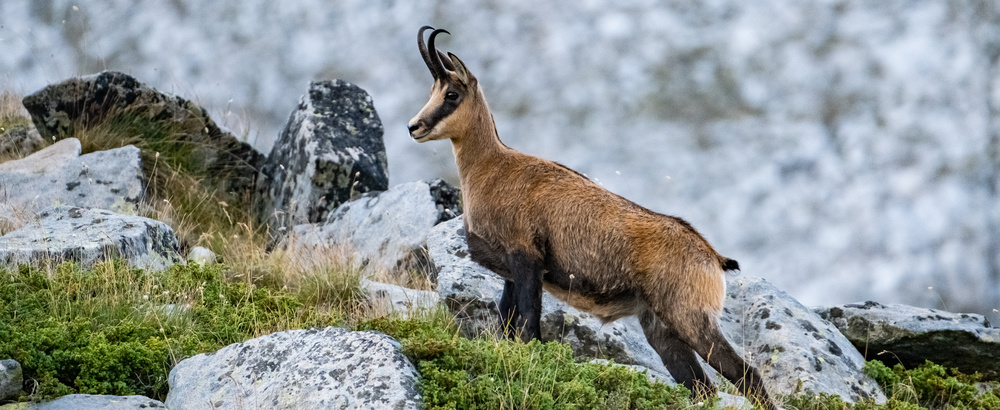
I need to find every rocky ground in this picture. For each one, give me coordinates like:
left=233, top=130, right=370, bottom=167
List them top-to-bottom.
left=0, top=73, right=998, bottom=409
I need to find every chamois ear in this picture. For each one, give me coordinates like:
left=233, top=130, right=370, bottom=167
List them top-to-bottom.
left=437, top=50, right=456, bottom=72
left=447, top=52, right=475, bottom=84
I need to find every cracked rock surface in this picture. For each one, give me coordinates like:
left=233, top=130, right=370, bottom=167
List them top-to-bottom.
left=258, top=80, right=387, bottom=227
left=0, top=205, right=180, bottom=271
left=721, top=276, right=885, bottom=403
left=166, top=327, right=420, bottom=410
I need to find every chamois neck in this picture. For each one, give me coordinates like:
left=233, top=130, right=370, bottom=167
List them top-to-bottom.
left=450, top=96, right=508, bottom=175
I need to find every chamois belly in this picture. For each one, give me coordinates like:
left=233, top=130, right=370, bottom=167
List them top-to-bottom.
left=541, top=268, right=640, bottom=324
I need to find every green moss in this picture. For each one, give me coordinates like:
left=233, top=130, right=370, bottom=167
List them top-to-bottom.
left=0, top=261, right=350, bottom=401
left=360, top=314, right=690, bottom=410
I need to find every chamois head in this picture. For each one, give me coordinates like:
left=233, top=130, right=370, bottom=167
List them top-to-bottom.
left=408, top=26, right=482, bottom=142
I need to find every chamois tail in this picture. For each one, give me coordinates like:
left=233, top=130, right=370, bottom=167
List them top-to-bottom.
left=720, top=257, right=740, bottom=272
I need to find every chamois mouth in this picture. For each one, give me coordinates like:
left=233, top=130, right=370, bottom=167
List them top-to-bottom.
left=409, top=125, right=431, bottom=142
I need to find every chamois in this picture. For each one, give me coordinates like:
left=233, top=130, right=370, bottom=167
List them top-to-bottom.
left=408, top=26, right=776, bottom=409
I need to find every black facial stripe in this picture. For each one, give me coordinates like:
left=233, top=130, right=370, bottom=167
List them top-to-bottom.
left=423, top=92, right=462, bottom=130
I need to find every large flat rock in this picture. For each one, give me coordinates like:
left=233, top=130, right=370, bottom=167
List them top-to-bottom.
left=0, top=138, right=143, bottom=233
left=293, top=180, right=459, bottom=275
left=0, top=206, right=180, bottom=271
left=816, top=301, right=1000, bottom=379
left=166, top=327, right=420, bottom=410
left=16, top=394, right=165, bottom=410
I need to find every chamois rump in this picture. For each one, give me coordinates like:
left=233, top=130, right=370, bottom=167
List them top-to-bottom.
left=407, top=26, right=776, bottom=409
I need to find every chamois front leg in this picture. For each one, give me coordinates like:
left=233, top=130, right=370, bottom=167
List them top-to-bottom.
left=505, top=250, right=544, bottom=341
left=498, top=280, right=520, bottom=339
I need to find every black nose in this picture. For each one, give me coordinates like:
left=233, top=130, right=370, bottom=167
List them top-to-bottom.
left=407, top=123, right=420, bottom=134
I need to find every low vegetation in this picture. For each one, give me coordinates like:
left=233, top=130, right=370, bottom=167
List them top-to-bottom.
left=2, top=88, right=999, bottom=409
left=362, top=313, right=693, bottom=410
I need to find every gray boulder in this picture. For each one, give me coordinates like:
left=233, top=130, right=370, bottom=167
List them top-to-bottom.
left=21, top=71, right=263, bottom=198
left=257, top=80, right=388, bottom=227
left=0, top=138, right=144, bottom=233
left=293, top=179, right=460, bottom=275
left=0, top=206, right=181, bottom=271
left=426, top=217, right=674, bottom=381
left=720, top=276, right=885, bottom=402
left=363, top=279, right=439, bottom=317
left=816, top=301, right=1000, bottom=379
left=166, top=327, right=420, bottom=410
left=0, top=359, right=21, bottom=401
left=24, top=394, right=164, bottom=409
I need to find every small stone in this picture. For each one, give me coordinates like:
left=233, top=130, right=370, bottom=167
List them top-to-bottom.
left=186, top=246, right=217, bottom=265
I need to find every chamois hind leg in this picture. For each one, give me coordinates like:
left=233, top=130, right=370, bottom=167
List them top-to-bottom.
left=504, top=251, right=544, bottom=341
left=498, top=280, right=520, bottom=339
left=638, top=309, right=715, bottom=399
left=675, top=311, right=776, bottom=410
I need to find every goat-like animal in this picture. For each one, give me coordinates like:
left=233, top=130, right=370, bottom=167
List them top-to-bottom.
left=408, top=26, right=776, bottom=409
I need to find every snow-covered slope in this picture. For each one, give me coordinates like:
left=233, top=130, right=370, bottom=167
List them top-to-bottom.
left=2, top=0, right=998, bottom=318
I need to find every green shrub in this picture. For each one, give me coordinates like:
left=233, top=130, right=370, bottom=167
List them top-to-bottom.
left=0, top=261, right=349, bottom=401
left=862, top=359, right=1000, bottom=410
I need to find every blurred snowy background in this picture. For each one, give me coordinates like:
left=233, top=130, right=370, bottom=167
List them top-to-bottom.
left=2, top=0, right=998, bottom=318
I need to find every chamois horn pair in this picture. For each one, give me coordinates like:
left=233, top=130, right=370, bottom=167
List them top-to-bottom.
left=418, top=25, right=453, bottom=80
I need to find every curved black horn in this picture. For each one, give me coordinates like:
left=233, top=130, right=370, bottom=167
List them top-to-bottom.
left=418, top=26, right=437, bottom=78
left=426, top=28, right=451, bottom=79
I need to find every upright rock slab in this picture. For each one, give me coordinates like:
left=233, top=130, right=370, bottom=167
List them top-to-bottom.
left=21, top=71, right=263, bottom=197
left=258, top=80, right=387, bottom=227
left=0, top=138, right=144, bottom=232
left=293, top=179, right=460, bottom=274
left=0, top=206, right=180, bottom=271
left=426, top=217, right=675, bottom=382
left=721, top=276, right=885, bottom=403
left=817, top=301, right=1000, bottom=379
left=166, top=327, right=420, bottom=410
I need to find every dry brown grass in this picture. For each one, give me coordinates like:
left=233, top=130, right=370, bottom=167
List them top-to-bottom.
left=0, top=91, right=27, bottom=120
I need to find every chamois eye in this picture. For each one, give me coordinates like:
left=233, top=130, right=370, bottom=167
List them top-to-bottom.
left=445, top=91, right=460, bottom=101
